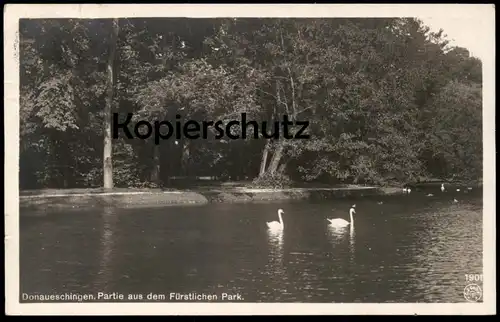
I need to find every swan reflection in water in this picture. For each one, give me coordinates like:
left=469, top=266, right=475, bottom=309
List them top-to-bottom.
left=327, top=206, right=356, bottom=249
left=263, top=214, right=287, bottom=295
left=327, top=223, right=356, bottom=262
left=348, top=224, right=355, bottom=257
left=266, top=227, right=284, bottom=270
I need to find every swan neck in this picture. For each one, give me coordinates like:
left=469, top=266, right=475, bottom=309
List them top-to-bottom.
left=278, top=212, right=283, bottom=225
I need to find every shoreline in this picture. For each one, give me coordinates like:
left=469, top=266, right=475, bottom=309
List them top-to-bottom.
left=19, top=183, right=480, bottom=213
left=19, top=185, right=390, bottom=212
left=20, top=186, right=379, bottom=198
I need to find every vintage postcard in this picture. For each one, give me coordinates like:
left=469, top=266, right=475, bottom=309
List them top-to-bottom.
left=4, top=3, right=496, bottom=315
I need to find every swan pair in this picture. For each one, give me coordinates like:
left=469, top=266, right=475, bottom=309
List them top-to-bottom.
left=266, top=206, right=356, bottom=231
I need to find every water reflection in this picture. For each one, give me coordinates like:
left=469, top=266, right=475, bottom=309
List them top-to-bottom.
left=20, top=195, right=483, bottom=303
left=404, top=206, right=483, bottom=302
left=95, top=207, right=117, bottom=291
left=327, top=223, right=356, bottom=262
left=349, top=224, right=355, bottom=262
left=326, top=225, right=350, bottom=242
left=328, top=225, right=348, bottom=242
left=266, top=228, right=284, bottom=267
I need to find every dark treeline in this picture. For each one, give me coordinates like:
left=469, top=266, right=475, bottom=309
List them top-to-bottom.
left=19, top=18, right=482, bottom=190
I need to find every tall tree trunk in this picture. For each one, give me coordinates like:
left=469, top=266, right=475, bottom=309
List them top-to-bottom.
left=103, top=18, right=119, bottom=190
left=181, top=141, right=190, bottom=177
left=259, top=141, right=270, bottom=176
left=267, top=142, right=285, bottom=174
left=150, top=144, right=160, bottom=185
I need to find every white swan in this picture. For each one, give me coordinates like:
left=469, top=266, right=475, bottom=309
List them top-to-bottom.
left=441, top=183, right=445, bottom=192
left=407, top=188, right=412, bottom=194
left=328, top=205, right=355, bottom=228
left=267, top=209, right=284, bottom=230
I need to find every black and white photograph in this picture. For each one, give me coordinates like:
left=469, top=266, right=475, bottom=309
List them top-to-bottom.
left=4, top=3, right=496, bottom=315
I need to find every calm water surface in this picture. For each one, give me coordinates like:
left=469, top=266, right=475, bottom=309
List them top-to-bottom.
left=20, top=193, right=483, bottom=303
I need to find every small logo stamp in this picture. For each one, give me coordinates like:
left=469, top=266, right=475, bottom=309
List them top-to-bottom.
left=463, top=283, right=482, bottom=302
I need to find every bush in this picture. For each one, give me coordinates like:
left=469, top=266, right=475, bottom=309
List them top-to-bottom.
left=250, top=172, right=292, bottom=189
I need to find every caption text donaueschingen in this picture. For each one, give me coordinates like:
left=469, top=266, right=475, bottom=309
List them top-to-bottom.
left=21, top=292, right=244, bottom=302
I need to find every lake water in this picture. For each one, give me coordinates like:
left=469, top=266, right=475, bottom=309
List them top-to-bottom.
left=20, top=192, right=483, bottom=303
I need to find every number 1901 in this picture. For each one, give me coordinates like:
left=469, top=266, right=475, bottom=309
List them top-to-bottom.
left=465, top=274, right=483, bottom=282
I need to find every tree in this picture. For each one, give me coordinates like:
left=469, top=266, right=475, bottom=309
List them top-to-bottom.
left=18, top=17, right=483, bottom=189
left=103, top=18, right=120, bottom=189
left=425, top=81, right=482, bottom=181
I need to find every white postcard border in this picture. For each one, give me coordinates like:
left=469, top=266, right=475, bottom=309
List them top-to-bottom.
left=4, top=3, right=496, bottom=315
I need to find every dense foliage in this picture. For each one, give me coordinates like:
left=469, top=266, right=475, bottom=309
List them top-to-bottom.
left=19, top=18, right=482, bottom=189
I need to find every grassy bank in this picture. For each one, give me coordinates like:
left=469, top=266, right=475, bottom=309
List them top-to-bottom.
left=22, top=178, right=483, bottom=213
left=19, top=180, right=482, bottom=213
left=19, top=184, right=388, bottom=213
